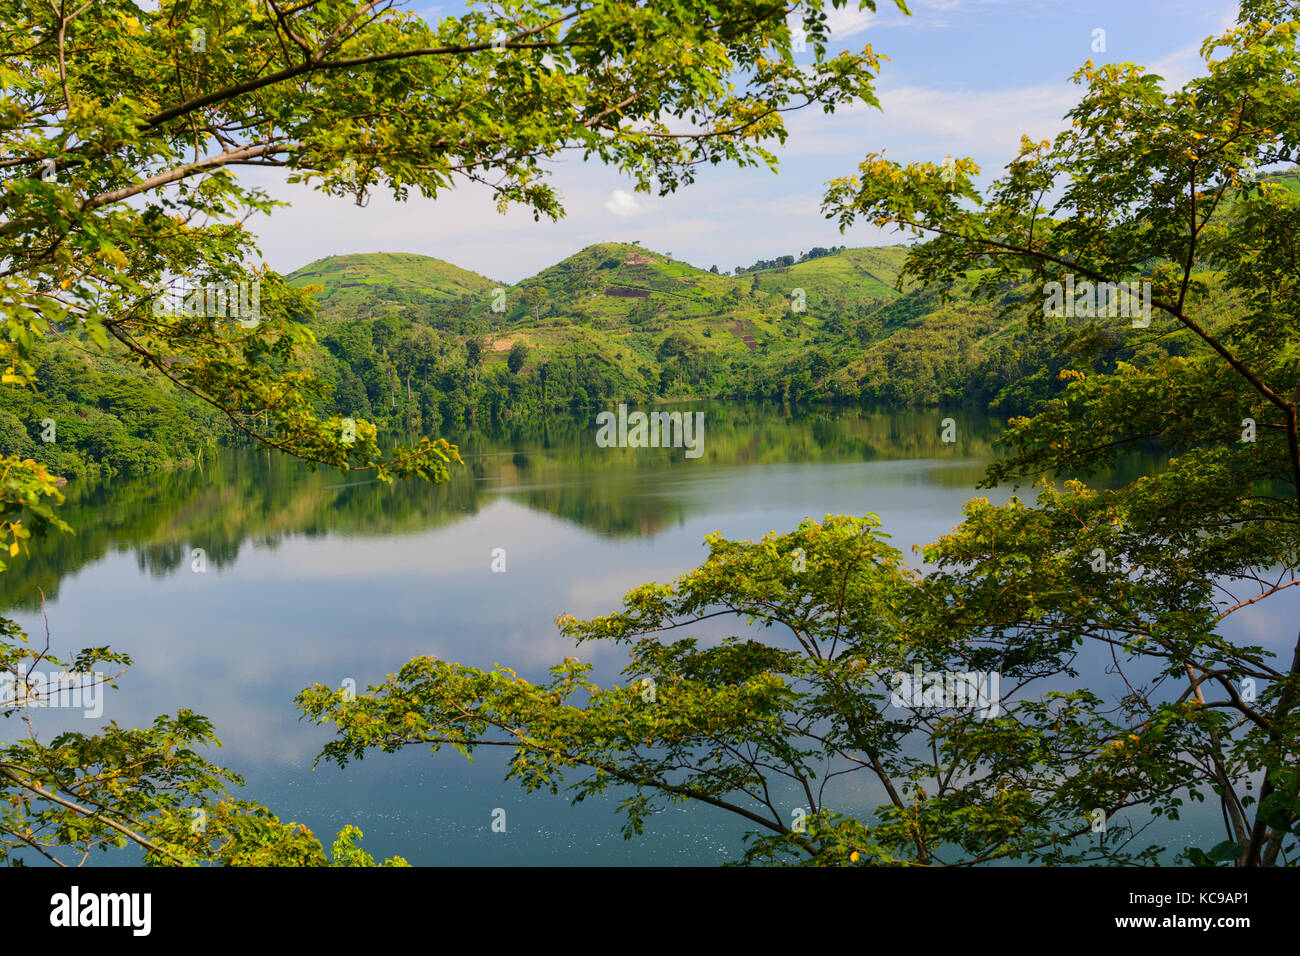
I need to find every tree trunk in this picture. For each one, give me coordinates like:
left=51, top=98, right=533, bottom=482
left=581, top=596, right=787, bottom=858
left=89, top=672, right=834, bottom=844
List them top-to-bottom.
left=1245, top=628, right=1300, bottom=865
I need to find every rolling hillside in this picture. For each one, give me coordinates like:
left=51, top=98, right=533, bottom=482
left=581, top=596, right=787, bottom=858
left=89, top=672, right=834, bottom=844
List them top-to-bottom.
left=281, top=240, right=1108, bottom=421
left=288, top=241, right=911, bottom=383
left=280, top=242, right=918, bottom=417
left=286, top=252, right=499, bottom=317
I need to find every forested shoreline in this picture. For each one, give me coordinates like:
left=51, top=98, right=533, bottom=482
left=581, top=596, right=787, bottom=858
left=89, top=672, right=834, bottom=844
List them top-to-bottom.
left=7, top=187, right=1289, bottom=480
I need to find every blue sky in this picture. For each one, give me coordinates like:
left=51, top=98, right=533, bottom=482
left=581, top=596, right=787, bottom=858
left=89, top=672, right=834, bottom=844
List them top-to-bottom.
left=248, top=0, right=1242, bottom=283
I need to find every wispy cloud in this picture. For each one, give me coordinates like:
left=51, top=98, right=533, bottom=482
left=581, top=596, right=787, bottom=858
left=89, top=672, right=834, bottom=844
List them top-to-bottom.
left=875, top=82, right=1077, bottom=155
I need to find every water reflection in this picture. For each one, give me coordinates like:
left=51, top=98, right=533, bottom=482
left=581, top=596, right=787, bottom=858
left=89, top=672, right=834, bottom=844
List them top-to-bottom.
left=8, top=402, right=1272, bottom=866
left=0, top=403, right=1004, bottom=610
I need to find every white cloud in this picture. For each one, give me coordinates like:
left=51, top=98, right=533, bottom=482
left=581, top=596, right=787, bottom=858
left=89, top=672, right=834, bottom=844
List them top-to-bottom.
left=825, top=7, right=876, bottom=39
left=770, top=79, right=1077, bottom=171
left=602, top=189, right=650, bottom=218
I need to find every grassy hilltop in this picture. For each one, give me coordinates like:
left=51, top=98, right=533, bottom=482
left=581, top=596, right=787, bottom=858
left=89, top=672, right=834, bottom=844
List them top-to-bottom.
left=286, top=252, right=500, bottom=315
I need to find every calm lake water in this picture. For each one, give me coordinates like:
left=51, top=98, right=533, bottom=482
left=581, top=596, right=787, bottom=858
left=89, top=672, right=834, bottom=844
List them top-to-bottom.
left=3, top=403, right=1293, bottom=865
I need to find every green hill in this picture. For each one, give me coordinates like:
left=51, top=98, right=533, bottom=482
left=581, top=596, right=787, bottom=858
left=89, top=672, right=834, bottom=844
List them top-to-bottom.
left=499, top=241, right=908, bottom=333
left=281, top=242, right=917, bottom=419
left=281, top=242, right=1042, bottom=424
left=480, top=242, right=916, bottom=398
left=748, top=246, right=910, bottom=307
left=286, top=252, right=499, bottom=318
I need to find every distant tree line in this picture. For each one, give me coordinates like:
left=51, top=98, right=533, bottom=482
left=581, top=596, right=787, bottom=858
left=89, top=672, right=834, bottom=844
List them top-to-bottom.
left=733, top=246, right=847, bottom=274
